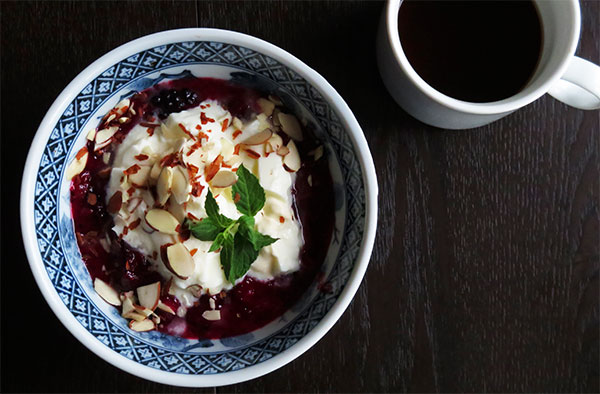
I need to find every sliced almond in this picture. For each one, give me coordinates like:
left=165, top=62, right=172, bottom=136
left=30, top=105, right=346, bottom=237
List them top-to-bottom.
left=268, top=95, right=283, bottom=106
left=115, top=98, right=131, bottom=116
left=257, top=98, right=275, bottom=116
left=272, top=108, right=281, bottom=126
left=256, top=113, right=270, bottom=131
left=278, top=113, right=303, bottom=141
left=232, top=117, right=243, bottom=130
left=95, top=126, right=118, bottom=146
left=86, top=129, right=96, bottom=141
left=241, top=129, right=272, bottom=146
left=267, top=133, right=283, bottom=151
left=220, top=138, right=235, bottom=159
left=283, top=140, right=301, bottom=172
left=264, top=143, right=274, bottom=154
left=276, top=145, right=290, bottom=156
left=309, top=145, right=324, bottom=161
left=66, top=148, right=88, bottom=180
left=226, top=155, right=243, bottom=168
left=149, top=161, right=162, bottom=180
left=128, top=166, right=151, bottom=187
left=171, top=166, right=189, bottom=204
left=156, top=167, right=173, bottom=206
left=211, top=171, right=237, bottom=188
left=107, top=191, right=123, bottom=214
left=126, top=197, right=143, bottom=214
left=167, top=199, right=186, bottom=223
left=145, top=209, right=179, bottom=234
left=141, top=216, right=155, bottom=233
left=165, top=243, right=195, bottom=279
left=93, top=278, right=121, bottom=306
left=136, top=282, right=161, bottom=311
left=186, top=284, right=203, bottom=298
left=121, top=292, right=136, bottom=316
left=209, top=298, right=216, bottom=310
left=157, top=300, right=176, bottom=315
left=133, top=304, right=154, bottom=318
left=202, top=310, right=221, bottom=321
left=123, top=311, right=147, bottom=322
left=151, top=314, right=161, bottom=325
left=129, top=318, right=155, bottom=332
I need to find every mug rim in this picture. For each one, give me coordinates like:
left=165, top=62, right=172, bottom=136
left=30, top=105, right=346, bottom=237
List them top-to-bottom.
left=385, top=0, right=581, bottom=115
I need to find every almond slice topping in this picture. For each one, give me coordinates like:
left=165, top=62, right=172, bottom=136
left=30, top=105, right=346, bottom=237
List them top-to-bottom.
left=268, top=94, right=283, bottom=106
left=257, top=98, right=275, bottom=116
left=278, top=113, right=303, bottom=141
left=95, top=126, right=118, bottom=146
left=86, top=129, right=97, bottom=141
left=241, top=129, right=272, bottom=146
left=267, top=133, right=283, bottom=151
left=283, top=140, right=301, bottom=172
left=276, top=145, right=290, bottom=156
left=309, top=145, right=324, bottom=161
left=66, top=147, right=88, bottom=180
left=149, top=161, right=162, bottom=180
left=128, top=166, right=151, bottom=187
left=156, top=166, right=173, bottom=206
left=171, top=166, right=190, bottom=204
left=211, top=170, right=237, bottom=188
left=167, top=199, right=186, bottom=223
left=145, top=209, right=179, bottom=234
left=165, top=243, right=195, bottom=279
left=93, top=278, right=121, bottom=306
left=136, top=282, right=161, bottom=311
left=186, top=284, right=203, bottom=298
left=121, top=292, right=137, bottom=316
left=157, top=300, right=176, bottom=315
left=133, top=304, right=155, bottom=318
left=202, top=310, right=221, bottom=321
left=123, top=311, right=148, bottom=322
left=129, top=319, right=155, bottom=332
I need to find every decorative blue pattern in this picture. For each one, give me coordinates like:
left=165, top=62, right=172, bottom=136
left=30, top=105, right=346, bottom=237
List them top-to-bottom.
left=34, top=41, right=365, bottom=374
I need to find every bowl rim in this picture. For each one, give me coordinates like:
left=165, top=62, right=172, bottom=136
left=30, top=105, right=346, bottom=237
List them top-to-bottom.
left=20, top=28, right=378, bottom=387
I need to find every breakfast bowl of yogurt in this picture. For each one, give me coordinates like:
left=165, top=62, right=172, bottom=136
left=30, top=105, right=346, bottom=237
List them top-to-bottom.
left=21, top=29, right=377, bottom=387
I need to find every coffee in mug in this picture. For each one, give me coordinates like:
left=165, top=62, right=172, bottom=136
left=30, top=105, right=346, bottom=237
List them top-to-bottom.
left=398, top=0, right=542, bottom=103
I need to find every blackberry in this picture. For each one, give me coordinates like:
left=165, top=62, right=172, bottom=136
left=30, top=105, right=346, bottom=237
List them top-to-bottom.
left=151, top=88, right=199, bottom=118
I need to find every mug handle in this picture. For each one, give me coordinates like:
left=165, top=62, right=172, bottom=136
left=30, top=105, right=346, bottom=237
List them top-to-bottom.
left=548, top=56, right=600, bottom=110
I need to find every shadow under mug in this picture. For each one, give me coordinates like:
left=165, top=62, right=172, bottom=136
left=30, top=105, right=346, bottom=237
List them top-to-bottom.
left=377, top=0, right=600, bottom=130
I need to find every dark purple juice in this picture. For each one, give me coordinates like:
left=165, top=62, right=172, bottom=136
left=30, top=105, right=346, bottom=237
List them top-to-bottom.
left=70, top=77, right=335, bottom=339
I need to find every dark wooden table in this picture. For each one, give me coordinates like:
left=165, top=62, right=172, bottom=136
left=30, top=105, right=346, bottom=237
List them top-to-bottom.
left=2, top=1, right=598, bottom=392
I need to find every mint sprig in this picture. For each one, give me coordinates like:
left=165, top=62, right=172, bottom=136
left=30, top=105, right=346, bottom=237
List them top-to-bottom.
left=188, top=164, right=278, bottom=283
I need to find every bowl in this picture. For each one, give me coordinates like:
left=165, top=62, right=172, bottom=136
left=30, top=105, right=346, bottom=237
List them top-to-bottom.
left=20, top=28, right=378, bottom=387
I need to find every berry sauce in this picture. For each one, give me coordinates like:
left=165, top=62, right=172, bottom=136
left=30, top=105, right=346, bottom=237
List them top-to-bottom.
left=70, top=77, right=335, bottom=339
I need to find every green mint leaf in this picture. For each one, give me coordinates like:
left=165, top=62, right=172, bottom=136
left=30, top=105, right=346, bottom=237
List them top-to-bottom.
left=232, top=164, right=265, bottom=217
left=204, top=188, right=220, bottom=218
left=205, top=189, right=234, bottom=228
left=237, top=215, right=277, bottom=251
left=189, top=217, right=222, bottom=241
left=228, top=231, right=259, bottom=283
left=250, top=231, right=278, bottom=250
left=208, top=232, right=226, bottom=252
left=219, top=233, right=235, bottom=282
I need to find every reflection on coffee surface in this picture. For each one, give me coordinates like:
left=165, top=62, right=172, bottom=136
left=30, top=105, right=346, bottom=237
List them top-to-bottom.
left=398, top=0, right=542, bottom=103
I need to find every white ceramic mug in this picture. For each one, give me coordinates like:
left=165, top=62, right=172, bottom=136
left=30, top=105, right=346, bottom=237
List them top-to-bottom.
left=377, top=0, right=600, bottom=130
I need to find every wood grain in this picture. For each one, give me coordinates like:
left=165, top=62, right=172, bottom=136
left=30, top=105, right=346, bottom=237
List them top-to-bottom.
left=1, top=1, right=597, bottom=392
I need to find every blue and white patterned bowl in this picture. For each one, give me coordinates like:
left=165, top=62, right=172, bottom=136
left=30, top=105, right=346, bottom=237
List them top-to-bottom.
left=21, top=29, right=378, bottom=387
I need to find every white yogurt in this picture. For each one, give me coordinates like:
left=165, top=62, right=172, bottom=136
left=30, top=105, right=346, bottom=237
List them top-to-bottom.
left=106, top=100, right=303, bottom=307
